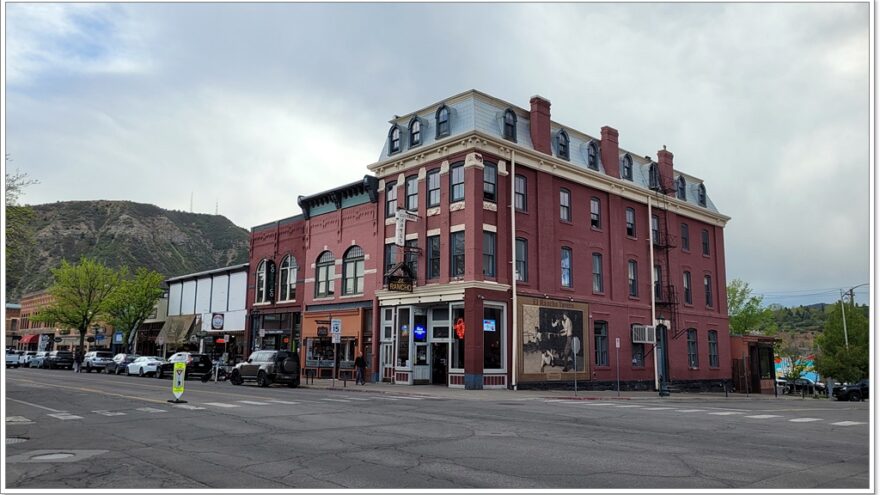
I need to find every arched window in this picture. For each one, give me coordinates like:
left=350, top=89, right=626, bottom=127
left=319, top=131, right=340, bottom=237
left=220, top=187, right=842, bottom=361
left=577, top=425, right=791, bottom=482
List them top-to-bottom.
left=436, top=105, right=450, bottom=139
left=503, top=109, right=517, bottom=142
left=409, top=117, right=421, bottom=147
left=388, top=125, right=401, bottom=155
left=556, top=130, right=570, bottom=160
left=587, top=142, right=599, bottom=170
left=621, top=154, right=633, bottom=180
left=649, top=163, right=660, bottom=190
left=676, top=176, right=687, bottom=200
left=697, top=183, right=707, bottom=206
left=342, top=246, right=365, bottom=295
left=315, top=251, right=335, bottom=298
left=279, top=255, right=298, bottom=301
left=255, top=259, right=267, bottom=303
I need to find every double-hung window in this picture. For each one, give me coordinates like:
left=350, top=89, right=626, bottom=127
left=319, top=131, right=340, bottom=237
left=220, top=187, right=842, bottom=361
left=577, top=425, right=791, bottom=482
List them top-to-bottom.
left=483, top=163, right=497, bottom=202
left=450, top=164, right=464, bottom=202
left=427, top=169, right=440, bottom=207
left=405, top=175, right=418, bottom=211
left=514, top=175, right=527, bottom=211
left=385, top=182, right=397, bottom=218
left=560, top=189, right=571, bottom=222
left=590, top=197, right=601, bottom=229
left=626, top=208, right=636, bottom=237
left=681, top=223, right=690, bottom=251
left=702, top=229, right=710, bottom=256
left=450, top=231, right=465, bottom=277
left=482, top=231, right=496, bottom=277
left=427, top=236, right=440, bottom=279
left=515, top=238, right=528, bottom=282
left=404, top=239, right=418, bottom=278
left=342, top=246, right=364, bottom=295
left=561, top=247, right=572, bottom=288
left=315, top=251, right=335, bottom=298
left=592, top=253, right=603, bottom=293
left=279, top=256, right=297, bottom=301
left=628, top=260, right=638, bottom=297
left=683, top=271, right=692, bottom=304
left=704, top=275, right=713, bottom=307
left=594, top=322, right=609, bottom=366
left=687, top=329, right=699, bottom=368
left=708, top=331, right=719, bottom=368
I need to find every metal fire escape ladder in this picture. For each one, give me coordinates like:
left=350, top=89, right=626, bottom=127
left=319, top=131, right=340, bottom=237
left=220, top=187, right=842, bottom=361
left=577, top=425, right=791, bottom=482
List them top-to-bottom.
left=650, top=190, right=683, bottom=340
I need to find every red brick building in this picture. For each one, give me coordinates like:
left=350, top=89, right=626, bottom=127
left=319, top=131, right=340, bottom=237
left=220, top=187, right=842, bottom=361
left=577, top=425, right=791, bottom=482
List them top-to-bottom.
left=247, top=90, right=731, bottom=391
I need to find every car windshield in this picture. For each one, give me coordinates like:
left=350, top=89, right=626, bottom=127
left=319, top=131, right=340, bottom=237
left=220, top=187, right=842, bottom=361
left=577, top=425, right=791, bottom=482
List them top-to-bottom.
left=54, top=352, right=73, bottom=357
left=96, top=352, right=113, bottom=358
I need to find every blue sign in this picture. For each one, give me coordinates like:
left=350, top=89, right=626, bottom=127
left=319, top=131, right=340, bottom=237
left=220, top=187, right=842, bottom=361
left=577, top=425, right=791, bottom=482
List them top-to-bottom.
left=483, top=319, right=496, bottom=332
left=413, top=324, right=427, bottom=342
left=113, top=332, right=124, bottom=343
left=96, top=334, right=105, bottom=341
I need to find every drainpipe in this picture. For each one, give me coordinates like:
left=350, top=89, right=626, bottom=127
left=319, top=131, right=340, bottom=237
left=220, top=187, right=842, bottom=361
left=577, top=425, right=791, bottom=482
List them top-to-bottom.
left=510, top=150, right=518, bottom=390
left=648, top=196, right=658, bottom=391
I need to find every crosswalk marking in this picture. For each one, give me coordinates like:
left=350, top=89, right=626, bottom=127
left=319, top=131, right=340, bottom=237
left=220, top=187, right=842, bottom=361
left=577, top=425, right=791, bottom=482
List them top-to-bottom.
left=237, top=400, right=270, bottom=406
left=267, top=400, right=299, bottom=405
left=204, top=402, right=240, bottom=408
left=173, top=404, right=205, bottom=410
left=136, top=407, right=167, bottom=413
left=675, top=409, right=706, bottom=413
left=93, top=410, right=126, bottom=417
left=708, top=411, right=743, bottom=416
left=47, top=413, right=82, bottom=420
left=745, top=415, right=782, bottom=419
left=6, top=416, right=33, bottom=424
left=789, top=418, right=823, bottom=423
left=831, top=421, right=866, bottom=426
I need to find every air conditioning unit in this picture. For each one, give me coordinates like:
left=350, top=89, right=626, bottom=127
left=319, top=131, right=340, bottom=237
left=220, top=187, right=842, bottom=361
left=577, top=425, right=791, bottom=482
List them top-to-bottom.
left=632, top=325, right=656, bottom=344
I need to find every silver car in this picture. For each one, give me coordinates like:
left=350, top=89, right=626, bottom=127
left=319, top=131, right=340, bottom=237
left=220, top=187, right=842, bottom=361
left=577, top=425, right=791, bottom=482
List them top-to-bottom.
left=18, top=351, right=37, bottom=367
left=83, top=351, right=115, bottom=373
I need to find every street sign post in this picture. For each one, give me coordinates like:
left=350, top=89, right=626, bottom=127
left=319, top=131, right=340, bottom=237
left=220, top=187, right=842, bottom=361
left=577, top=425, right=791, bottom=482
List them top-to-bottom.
left=330, top=319, right=341, bottom=387
left=615, top=337, right=621, bottom=397
left=168, top=362, right=187, bottom=403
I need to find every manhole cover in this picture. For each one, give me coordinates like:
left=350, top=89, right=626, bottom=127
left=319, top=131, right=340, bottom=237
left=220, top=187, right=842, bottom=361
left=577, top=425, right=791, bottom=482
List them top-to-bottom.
left=6, top=437, right=28, bottom=445
left=30, top=452, right=75, bottom=460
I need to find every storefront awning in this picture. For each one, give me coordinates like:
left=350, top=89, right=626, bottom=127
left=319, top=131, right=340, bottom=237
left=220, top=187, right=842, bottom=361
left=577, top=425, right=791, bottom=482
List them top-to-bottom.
left=155, top=315, right=197, bottom=346
left=19, top=335, right=38, bottom=344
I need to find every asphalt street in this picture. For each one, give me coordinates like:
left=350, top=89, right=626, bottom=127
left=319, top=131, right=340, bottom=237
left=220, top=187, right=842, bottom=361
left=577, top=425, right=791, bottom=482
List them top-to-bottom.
left=4, top=367, right=870, bottom=489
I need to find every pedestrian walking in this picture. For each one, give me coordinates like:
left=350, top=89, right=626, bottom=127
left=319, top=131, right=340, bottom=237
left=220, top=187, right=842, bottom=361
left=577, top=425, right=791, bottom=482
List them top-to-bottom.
left=73, top=349, right=84, bottom=373
left=354, top=351, right=366, bottom=385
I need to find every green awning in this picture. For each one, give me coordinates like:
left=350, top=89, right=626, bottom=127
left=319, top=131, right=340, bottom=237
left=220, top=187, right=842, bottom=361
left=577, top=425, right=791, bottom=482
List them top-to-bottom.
left=155, top=315, right=197, bottom=346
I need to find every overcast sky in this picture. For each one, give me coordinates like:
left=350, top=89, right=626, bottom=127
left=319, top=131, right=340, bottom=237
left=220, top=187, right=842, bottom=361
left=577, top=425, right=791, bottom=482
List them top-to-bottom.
left=4, top=3, right=871, bottom=307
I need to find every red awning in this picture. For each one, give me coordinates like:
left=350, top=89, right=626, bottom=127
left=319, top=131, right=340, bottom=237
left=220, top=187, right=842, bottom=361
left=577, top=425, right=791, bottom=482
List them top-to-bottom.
left=19, top=335, right=38, bottom=344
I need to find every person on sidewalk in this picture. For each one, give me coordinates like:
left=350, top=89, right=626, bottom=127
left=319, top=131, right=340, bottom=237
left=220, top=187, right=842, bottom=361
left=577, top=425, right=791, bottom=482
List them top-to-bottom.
left=73, top=348, right=84, bottom=373
left=354, top=351, right=366, bottom=385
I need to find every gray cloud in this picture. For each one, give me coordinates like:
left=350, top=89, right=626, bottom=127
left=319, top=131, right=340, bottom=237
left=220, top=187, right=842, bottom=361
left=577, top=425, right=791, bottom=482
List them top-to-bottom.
left=5, top=3, right=870, bottom=305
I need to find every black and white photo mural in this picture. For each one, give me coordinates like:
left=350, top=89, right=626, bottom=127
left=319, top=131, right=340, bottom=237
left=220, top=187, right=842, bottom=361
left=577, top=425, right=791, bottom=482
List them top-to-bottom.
left=518, top=297, right=590, bottom=381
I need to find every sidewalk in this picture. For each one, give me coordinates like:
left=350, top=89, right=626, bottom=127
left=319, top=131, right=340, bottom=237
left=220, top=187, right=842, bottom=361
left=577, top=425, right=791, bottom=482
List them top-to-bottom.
left=300, top=378, right=830, bottom=402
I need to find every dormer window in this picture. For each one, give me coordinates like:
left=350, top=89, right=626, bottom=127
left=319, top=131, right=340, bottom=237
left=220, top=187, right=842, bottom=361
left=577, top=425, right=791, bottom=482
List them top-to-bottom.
left=436, top=105, right=450, bottom=139
left=503, top=109, right=517, bottom=142
left=409, top=118, right=421, bottom=147
left=388, top=125, right=401, bottom=155
left=556, top=130, right=570, bottom=160
left=587, top=142, right=599, bottom=170
left=621, top=154, right=633, bottom=180
left=649, top=163, right=660, bottom=191
left=676, top=176, right=687, bottom=200
left=697, top=184, right=707, bottom=207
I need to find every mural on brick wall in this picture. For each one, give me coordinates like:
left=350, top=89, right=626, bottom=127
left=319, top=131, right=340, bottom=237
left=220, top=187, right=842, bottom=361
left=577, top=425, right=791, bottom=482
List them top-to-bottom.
left=518, top=297, right=589, bottom=380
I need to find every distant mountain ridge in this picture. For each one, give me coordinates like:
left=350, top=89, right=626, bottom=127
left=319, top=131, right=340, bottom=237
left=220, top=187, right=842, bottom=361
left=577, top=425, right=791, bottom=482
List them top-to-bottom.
left=6, top=200, right=250, bottom=301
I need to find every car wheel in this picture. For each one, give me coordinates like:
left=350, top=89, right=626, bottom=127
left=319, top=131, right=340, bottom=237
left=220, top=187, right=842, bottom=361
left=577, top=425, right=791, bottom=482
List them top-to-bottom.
left=139, top=367, right=145, bottom=377
left=156, top=369, right=164, bottom=379
left=230, top=370, right=243, bottom=386
left=257, top=371, right=270, bottom=387
left=287, top=378, right=299, bottom=388
left=849, top=391, right=862, bottom=401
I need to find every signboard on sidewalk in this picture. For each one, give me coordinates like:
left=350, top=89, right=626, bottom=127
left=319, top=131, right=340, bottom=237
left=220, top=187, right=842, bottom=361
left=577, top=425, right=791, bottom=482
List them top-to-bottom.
left=172, top=362, right=186, bottom=400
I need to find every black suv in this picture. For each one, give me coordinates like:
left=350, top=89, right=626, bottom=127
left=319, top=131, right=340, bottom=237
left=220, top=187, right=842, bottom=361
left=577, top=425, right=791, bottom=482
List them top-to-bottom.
left=231, top=350, right=300, bottom=388
left=47, top=351, right=74, bottom=370
left=156, top=352, right=212, bottom=379
left=834, top=379, right=869, bottom=401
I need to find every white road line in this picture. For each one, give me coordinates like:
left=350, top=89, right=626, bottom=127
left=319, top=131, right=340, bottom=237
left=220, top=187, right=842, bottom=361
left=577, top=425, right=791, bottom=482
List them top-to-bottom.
left=372, top=396, right=398, bottom=401
left=384, top=396, right=424, bottom=400
left=7, top=397, right=64, bottom=413
left=321, top=398, right=351, bottom=402
left=345, top=398, right=371, bottom=401
left=237, top=400, right=270, bottom=406
left=267, top=400, right=299, bottom=405
left=204, top=402, right=240, bottom=408
left=580, top=402, right=615, bottom=406
left=173, top=404, right=205, bottom=410
left=614, top=405, right=644, bottom=408
left=136, top=407, right=167, bottom=413
left=642, top=407, right=674, bottom=411
left=676, top=409, right=707, bottom=413
left=92, top=410, right=126, bottom=417
left=708, top=412, right=743, bottom=416
left=47, top=413, right=82, bottom=420
left=745, top=415, right=782, bottom=419
left=6, top=416, right=34, bottom=424
left=789, top=418, right=823, bottom=423
left=831, top=421, right=866, bottom=426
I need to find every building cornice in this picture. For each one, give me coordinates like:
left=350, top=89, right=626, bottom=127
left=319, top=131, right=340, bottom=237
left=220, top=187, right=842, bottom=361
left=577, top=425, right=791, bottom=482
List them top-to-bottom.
left=376, top=280, right=511, bottom=306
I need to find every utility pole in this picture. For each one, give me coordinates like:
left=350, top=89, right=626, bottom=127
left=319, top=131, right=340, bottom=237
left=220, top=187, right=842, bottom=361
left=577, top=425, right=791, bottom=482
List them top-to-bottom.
left=840, top=283, right=868, bottom=352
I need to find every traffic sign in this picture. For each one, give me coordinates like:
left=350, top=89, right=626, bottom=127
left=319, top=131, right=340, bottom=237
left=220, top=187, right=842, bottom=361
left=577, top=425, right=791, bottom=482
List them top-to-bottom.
left=330, top=319, right=342, bottom=335
left=332, top=334, right=341, bottom=344
left=615, top=337, right=621, bottom=349
left=172, top=362, right=186, bottom=401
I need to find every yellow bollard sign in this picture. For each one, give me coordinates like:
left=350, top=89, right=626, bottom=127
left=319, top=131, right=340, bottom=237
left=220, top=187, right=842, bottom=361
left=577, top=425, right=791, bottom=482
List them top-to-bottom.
left=172, top=362, right=186, bottom=401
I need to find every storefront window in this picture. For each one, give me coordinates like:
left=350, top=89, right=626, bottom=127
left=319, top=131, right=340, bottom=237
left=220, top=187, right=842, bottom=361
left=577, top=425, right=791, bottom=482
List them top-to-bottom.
left=483, top=305, right=503, bottom=369
left=452, top=306, right=465, bottom=369
left=397, top=307, right=410, bottom=367
left=305, top=337, right=335, bottom=367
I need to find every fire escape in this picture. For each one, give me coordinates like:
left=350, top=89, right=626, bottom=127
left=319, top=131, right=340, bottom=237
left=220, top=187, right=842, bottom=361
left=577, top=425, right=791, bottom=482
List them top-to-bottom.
left=649, top=184, right=682, bottom=340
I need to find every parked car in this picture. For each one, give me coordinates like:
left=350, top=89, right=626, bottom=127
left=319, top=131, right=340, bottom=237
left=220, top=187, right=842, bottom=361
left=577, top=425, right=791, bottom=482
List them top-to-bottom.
left=5, top=350, right=22, bottom=368
left=230, top=350, right=300, bottom=388
left=18, top=351, right=37, bottom=367
left=29, top=351, right=50, bottom=368
left=47, top=351, right=74, bottom=369
left=83, top=351, right=115, bottom=373
left=156, top=352, right=212, bottom=379
left=105, top=353, right=139, bottom=375
left=127, top=356, right=164, bottom=377
left=775, top=377, right=787, bottom=389
left=788, top=377, right=826, bottom=394
left=834, top=379, right=869, bottom=401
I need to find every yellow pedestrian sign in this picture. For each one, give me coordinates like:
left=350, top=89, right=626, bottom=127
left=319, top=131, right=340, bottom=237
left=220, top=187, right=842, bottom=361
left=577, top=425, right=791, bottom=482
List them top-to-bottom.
left=169, top=361, right=187, bottom=403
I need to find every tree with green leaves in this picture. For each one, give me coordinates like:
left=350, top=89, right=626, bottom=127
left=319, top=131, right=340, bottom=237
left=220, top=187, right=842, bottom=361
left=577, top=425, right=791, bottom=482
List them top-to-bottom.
left=5, top=155, right=39, bottom=296
left=31, top=257, right=120, bottom=352
left=104, top=267, right=165, bottom=352
left=727, top=278, right=777, bottom=335
left=815, top=302, right=869, bottom=383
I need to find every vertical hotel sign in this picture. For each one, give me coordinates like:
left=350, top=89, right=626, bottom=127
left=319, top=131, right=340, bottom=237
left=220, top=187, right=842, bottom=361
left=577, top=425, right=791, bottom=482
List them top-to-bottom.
left=266, top=260, right=277, bottom=302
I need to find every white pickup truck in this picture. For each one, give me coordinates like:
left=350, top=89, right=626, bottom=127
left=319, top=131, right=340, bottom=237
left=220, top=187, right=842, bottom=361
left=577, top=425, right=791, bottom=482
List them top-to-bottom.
left=5, top=350, right=22, bottom=368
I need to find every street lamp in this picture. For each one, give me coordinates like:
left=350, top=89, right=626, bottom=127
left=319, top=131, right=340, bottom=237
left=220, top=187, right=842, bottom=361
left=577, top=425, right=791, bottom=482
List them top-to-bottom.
left=840, top=283, right=868, bottom=351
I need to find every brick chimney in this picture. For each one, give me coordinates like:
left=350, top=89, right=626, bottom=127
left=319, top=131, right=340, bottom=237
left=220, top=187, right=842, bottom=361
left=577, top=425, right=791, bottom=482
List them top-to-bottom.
left=529, top=95, right=551, bottom=155
left=600, top=126, right=620, bottom=179
left=657, top=146, right=674, bottom=196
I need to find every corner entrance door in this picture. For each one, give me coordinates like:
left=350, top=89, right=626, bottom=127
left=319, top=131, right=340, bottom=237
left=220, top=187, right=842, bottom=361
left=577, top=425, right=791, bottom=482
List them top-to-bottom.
left=655, top=324, right=669, bottom=387
left=431, top=343, right=448, bottom=385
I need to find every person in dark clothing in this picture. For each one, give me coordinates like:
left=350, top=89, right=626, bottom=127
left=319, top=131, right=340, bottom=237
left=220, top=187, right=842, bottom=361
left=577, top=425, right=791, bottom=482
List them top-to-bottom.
left=74, top=349, right=84, bottom=373
left=354, top=351, right=366, bottom=385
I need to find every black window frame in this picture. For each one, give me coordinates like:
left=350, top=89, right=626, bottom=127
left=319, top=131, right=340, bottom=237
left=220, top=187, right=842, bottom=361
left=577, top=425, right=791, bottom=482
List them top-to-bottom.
left=435, top=105, right=450, bottom=139
left=503, top=109, right=517, bottom=142
left=408, top=117, right=421, bottom=147
left=388, top=125, right=401, bottom=155
left=556, top=129, right=570, bottom=160
left=587, top=142, right=599, bottom=170
left=622, top=154, right=633, bottom=180
left=483, top=162, right=497, bottom=202
left=450, top=163, right=465, bottom=203
left=426, top=169, right=440, bottom=207
left=514, top=174, right=527, bottom=212
left=405, top=175, right=418, bottom=212
left=676, top=176, right=686, bottom=200
left=385, top=181, right=397, bottom=218
left=697, top=184, right=707, bottom=206
left=560, top=188, right=571, bottom=222
left=590, top=197, right=601, bottom=229
left=625, top=208, right=636, bottom=237
left=651, top=215, right=660, bottom=244
left=681, top=223, right=690, bottom=251
left=701, top=229, right=710, bottom=256
left=450, top=231, right=465, bottom=277
left=482, top=231, right=496, bottom=277
left=427, top=235, right=440, bottom=279
left=515, top=237, right=528, bottom=282
left=404, top=239, right=418, bottom=279
left=384, top=243, right=397, bottom=274
left=592, top=253, right=603, bottom=293
left=628, top=260, right=638, bottom=297
left=654, top=265, right=662, bottom=300
left=683, top=271, right=692, bottom=304
left=704, top=274, right=713, bottom=307
left=594, top=321, right=609, bottom=367
left=687, top=329, right=699, bottom=368
left=708, top=330, right=719, bottom=368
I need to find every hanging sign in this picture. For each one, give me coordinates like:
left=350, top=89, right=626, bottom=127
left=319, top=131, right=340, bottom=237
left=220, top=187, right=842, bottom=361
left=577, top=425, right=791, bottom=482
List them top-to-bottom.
left=388, top=276, right=413, bottom=292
